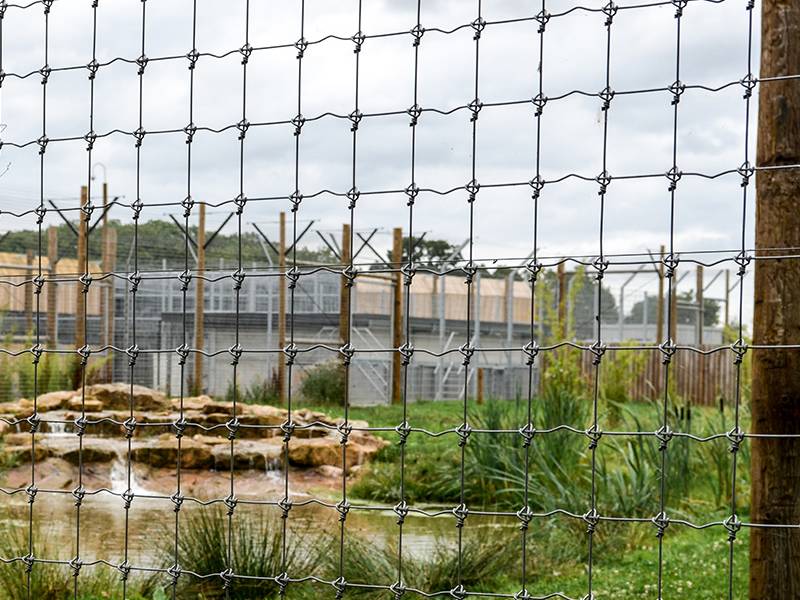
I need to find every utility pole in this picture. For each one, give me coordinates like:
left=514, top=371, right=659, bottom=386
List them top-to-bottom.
left=750, top=0, right=800, bottom=596
left=75, top=186, right=88, bottom=353
left=194, top=204, right=205, bottom=395
left=278, top=212, right=287, bottom=404
left=339, top=223, right=351, bottom=344
left=47, top=226, right=58, bottom=346
left=391, top=227, right=403, bottom=405
left=656, top=244, right=665, bottom=344
left=24, top=249, right=33, bottom=332
left=557, top=262, right=566, bottom=338
left=695, top=265, right=704, bottom=346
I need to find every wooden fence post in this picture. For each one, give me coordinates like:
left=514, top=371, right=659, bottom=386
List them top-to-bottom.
left=750, top=0, right=800, bottom=595
left=75, top=186, right=88, bottom=352
left=194, top=204, right=205, bottom=395
left=278, top=212, right=287, bottom=404
left=340, top=223, right=351, bottom=345
left=47, top=226, right=58, bottom=346
left=391, top=227, right=403, bottom=405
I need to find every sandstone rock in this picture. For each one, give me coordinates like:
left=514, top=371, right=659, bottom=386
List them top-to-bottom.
left=85, top=383, right=171, bottom=412
left=36, top=390, right=77, bottom=411
left=67, top=397, right=103, bottom=412
left=131, top=437, right=214, bottom=469
left=287, top=437, right=369, bottom=469
left=56, top=439, right=117, bottom=465
left=211, top=443, right=273, bottom=471
left=2, top=444, right=51, bottom=464
left=314, top=464, right=344, bottom=479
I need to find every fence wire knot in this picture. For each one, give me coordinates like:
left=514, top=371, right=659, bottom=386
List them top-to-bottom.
left=672, top=0, right=688, bottom=18
left=602, top=2, right=618, bottom=26
left=535, top=10, right=550, bottom=33
left=471, top=17, right=486, bottom=40
left=410, top=24, right=425, bottom=46
left=352, top=30, right=365, bottom=53
left=294, top=37, right=308, bottom=59
left=239, top=42, right=253, bottom=65
left=186, top=48, right=200, bottom=70
left=39, top=64, right=51, bottom=85
left=740, top=73, right=757, bottom=99
left=669, top=80, right=685, bottom=105
left=599, top=87, right=615, bottom=111
left=531, top=93, right=547, bottom=117
left=468, top=98, right=483, bottom=122
left=291, top=114, right=305, bottom=136
left=133, top=126, right=146, bottom=148
left=737, top=160, right=754, bottom=187
left=465, top=179, right=480, bottom=202
left=405, top=182, right=419, bottom=205
left=347, top=186, right=360, bottom=207
left=290, top=190, right=303, bottom=211
left=234, top=193, right=247, bottom=214
left=131, top=199, right=144, bottom=220
left=34, top=205, right=47, bottom=224
left=734, top=251, right=751, bottom=276
left=662, top=252, right=679, bottom=278
left=593, top=257, right=609, bottom=280
left=525, top=259, right=543, bottom=282
left=401, top=262, right=416, bottom=286
left=462, top=263, right=477, bottom=285
left=343, top=264, right=357, bottom=287
left=286, top=266, right=300, bottom=289
left=178, top=270, right=192, bottom=292
left=79, top=272, right=93, bottom=294
left=730, top=338, right=748, bottom=364
left=658, top=339, right=676, bottom=364
left=589, top=341, right=607, bottom=365
left=339, top=342, right=355, bottom=366
left=399, top=342, right=414, bottom=366
left=458, top=342, right=475, bottom=366
left=30, top=343, right=43, bottom=364
left=228, top=343, right=243, bottom=366
left=283, top=343, right=298, bottom=366
left=126, top=344, right=140, bottom=367
left=175, top=344, right=190, bottom=366
left=26, top=412, right=40, bottom=434
left=74, top=415, right=88, bottom=437
left=123, top=416, right=137, bottom=439
left=172, top=416, right=187, bottom=439
left=225, top=418, right=240, bottom=440
left=280, top=420, right=296, bottom=442
left=395, top=421, right=411, bottom=445
left=337, top=422, right=352, bottom=445
left=456, top=422, right=472, bottom=447
left=519, top=422, right=536, bottom=448
left=585, top=425, right=602, bottom=450
left=655, top=425, right=673, bottom=450
left=726, top=427, right=744, bottom=453
left=25, top=484, right=38, bottom=507
left=72, top=485, right=86, bottom=507
left=122, top=488, right=134, bottom=510
left=170, top=493, right=184, bottom=514
left=224, top=494, right=238, bottom=516
left=278, top=497, right=292, bottom=519
left=336, top=499, right=351, bottom=522
left=394, top=500, right=409, bottom=525
left=452, top=503, right=469, bottom=528
left=516, top=505, right=533, bottom=531
left=582, top=508, right=599, bottom=534
left=652, top=511, right=670, bottom=538
left=723, top=514, right=742, bottom=541
left=21, top=553, right=34, bottom=573
left=68, top=556, right=83, bottom=577
left=117, top=561, right=131, bottom=582
left=167, top=563, right=182, bottom=586
left=220, top=567, right=235, bottom=589
left=275, top=572, right=290, bottom=596
left=333, top=576, right=347, bottom=599
left=390, top=580, right=407, bottom=599
left=450, top=584, right=467, bottom=599
left=514, top=589, right=533, bottom=600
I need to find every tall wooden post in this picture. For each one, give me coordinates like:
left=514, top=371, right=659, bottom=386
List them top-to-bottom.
left=750, top=0, right=800, bottom=596
left=75, top=186, right=88, bottom=351
left=194, top=204, right=205, bottom=395
left=278, top=212, right=287, bottom=404
left=339, top=223, right=351, bottom=344
left=47, top=227, right=58, bottom=346
left=104, top=227, right=117, bottom=381
left=391, top=227, right=403, bottom=405
left=656, top=244, right=665, bottom=343
left=24, top=249, right=34, bottom=333
left=557, top=262, right=566, bottom=338
left=669, top=265, right=678, bottom=344
left=695, top=265, right=704, bottom=346
left=724, top=269, right=730, bottom=329
left=476, top=367, right=484, bottom=405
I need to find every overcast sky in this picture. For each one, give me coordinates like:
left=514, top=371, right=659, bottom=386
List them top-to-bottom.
left=0, top=0, right=759, bottom=325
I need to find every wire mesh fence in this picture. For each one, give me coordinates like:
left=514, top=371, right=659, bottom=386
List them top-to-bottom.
left=0, top=0, right=799, bottom=598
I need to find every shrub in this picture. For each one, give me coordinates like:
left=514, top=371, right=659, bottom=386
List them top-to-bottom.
left=300, top=361, right=345, bottom=406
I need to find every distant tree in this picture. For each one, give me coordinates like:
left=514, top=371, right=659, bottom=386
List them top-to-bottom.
left=388, top=236, right=464, bottom=268
left=625, top=292, right=719, bottom=327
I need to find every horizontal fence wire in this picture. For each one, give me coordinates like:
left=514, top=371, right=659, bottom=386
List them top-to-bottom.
left=0, top=0, right=799, bottom=599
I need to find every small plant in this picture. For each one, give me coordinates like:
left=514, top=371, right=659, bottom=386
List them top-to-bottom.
left=300, top=360, right=345, bottom=406
left=155, top=507, right=323, bottom=599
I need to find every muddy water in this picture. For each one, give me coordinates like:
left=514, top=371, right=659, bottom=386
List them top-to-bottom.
left=0, top=464, right=509, bottom=570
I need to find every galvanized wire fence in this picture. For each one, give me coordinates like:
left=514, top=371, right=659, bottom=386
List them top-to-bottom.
left=0, top=0, right=799, bottom=599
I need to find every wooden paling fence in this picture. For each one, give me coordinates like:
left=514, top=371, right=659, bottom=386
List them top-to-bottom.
left=576, top=347, right=739, bottom=407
